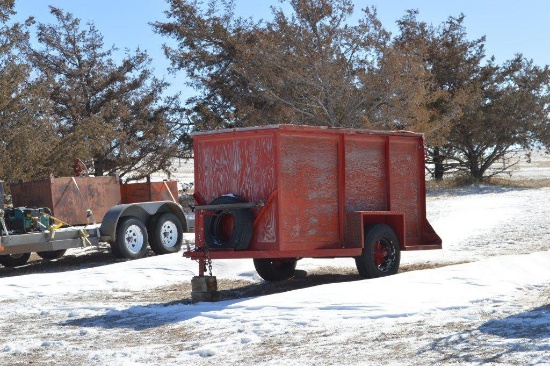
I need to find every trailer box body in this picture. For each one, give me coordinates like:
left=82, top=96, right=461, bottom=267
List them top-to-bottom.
left=192, top=125, right=441, bottom=256
left=10, top=176, right=121, bottom=225
left=10, top=177, right=179, bottom=225
left=120, top=180, right=178, bottom=204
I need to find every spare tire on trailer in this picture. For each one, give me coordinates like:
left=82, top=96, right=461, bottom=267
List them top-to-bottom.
left=204, top=195, right=254, bottom=251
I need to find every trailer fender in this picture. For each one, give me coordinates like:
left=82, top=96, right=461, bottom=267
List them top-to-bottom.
left=100, top=201, right=187, bottom=243
left=345, top=211, right=405, bottom=250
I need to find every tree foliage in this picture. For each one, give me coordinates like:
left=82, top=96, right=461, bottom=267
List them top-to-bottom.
left=0, top=0, right=59, bottom=182
left=1, top=0, right=550, bottom=182
left=154, top=0, right=435, bottom=132
left=156, top=0, right=550, bottom=181
left=26, top=7, right=182, bottom=180
left=448, top=57, right=550, bottom=180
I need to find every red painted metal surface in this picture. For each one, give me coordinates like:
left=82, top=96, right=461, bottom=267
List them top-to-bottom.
left=190, top=125, right=441, bottom=260
left=10, top=176, right=121, bottom=225
left=121, top=180, right=178, bottom=204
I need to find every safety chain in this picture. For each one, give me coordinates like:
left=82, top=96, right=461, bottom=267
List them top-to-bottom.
left=203, top=244, right=213, bottom=277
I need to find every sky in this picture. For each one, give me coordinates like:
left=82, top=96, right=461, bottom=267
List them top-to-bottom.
left=10, top=0, right=550, bottom=100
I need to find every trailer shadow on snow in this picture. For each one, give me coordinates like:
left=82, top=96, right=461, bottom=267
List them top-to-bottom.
left=0, top=245, right=155, bottom=277
left=60, top=262, right=467, bottom=331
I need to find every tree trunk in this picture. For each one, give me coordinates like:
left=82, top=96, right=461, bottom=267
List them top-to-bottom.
left=433, top=146, right=445, bottom=181
left=469, top=154, right=484, bottom=181
left=94, top=158, right=104, bottom=176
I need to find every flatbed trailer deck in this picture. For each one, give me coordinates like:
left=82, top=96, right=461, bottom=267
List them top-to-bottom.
left=0, top=224, right=100, bottom=255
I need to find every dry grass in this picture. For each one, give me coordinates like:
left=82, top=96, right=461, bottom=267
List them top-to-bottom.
left=426, top=175, right=550, bottom=190
left=487, top=177, right=550, bottom=188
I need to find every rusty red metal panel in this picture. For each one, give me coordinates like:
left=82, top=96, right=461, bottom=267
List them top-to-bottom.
left=193, top=129, right=279, bottom=249
left=279, top=132, right=340, bottom=249
left=344, top=135, right=388, bottom=212
left=388, top=137, right=422, bottom=247
left=10, top=176, right=121, bottom=225
left=10, top=179, right=55, bottom=210
left=121, top=180, right=178, bottom=204
left=344, top=211, right=364, bottom=248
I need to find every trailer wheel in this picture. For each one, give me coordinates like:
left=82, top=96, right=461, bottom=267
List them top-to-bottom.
left=204, top=195, right=254, bottom=250
left=149, top=212, right=183, bottom=255
left=114, top=216, right=149, bottom=259
left=355, top=224, right=400, bottom=278
left=109, top=241, right=122, bottom=258
left=37, top=250, right=67, bottom=260
left=0, top=253, right=31, bottom=268
left=253, top=258, right=298, bottom=281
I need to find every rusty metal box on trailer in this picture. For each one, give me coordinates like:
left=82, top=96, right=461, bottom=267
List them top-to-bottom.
left=193, top=125, right=441, bottom=256
left=10, top=176, right=121, bottom=225
left=121, top=180, right=178, bottom=204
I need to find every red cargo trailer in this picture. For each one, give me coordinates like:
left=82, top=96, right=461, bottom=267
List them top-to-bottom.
left=186, top=125, right=441, bottom=281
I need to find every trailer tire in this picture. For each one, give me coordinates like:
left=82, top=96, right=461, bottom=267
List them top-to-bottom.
left=204, top=195, right=254, bottom=250
left=149, top=212, right=183, bottom=255
left=114, top=216, right=149, bottom=259
left=355, top=224, right=400, bottom=278
left=109, top=241, right=123, bottom=258
left=37, top=249, right=67, bottom=260
left=0, top=253, right=31, bottom=268
left=253, top=258, right=298, bottom=281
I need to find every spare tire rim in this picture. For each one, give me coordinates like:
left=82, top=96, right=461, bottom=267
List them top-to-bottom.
left=212, top=210, right=235, bottom=245
left=160, top=220, right=178, bottom=248
left=124, top=224, right=145, bottom=254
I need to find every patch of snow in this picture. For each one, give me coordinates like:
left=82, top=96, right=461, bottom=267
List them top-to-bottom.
left=2, top=157, right=550, bottom=365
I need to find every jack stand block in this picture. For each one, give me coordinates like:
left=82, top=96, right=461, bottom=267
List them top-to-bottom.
left=191, top=276, right=221, bottom=302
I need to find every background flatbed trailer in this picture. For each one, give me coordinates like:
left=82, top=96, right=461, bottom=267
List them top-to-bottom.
left=0, top=177, right=189, bottom=268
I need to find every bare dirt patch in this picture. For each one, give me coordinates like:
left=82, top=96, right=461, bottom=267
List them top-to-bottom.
left=1, top=252, right=470, bottom=304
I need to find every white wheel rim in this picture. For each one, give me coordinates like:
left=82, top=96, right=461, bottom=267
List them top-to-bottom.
left=160, top=220, right=178, bottom=248
left=124, top=224, right=145, bottom=254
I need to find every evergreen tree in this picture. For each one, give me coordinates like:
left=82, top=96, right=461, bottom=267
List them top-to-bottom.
left=0, top=0, right=59, bottom=181
left=153, top=0, right=434, bottom=130
left=28, top=7, right=182, bottom=180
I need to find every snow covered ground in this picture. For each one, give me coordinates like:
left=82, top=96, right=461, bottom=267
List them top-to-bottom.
left=2, top=162, right=550, bottom=365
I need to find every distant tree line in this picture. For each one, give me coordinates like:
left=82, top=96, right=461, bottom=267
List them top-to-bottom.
left=1, top=0, right=549, bottom=182
left=153, top=0, right=550, bottom=181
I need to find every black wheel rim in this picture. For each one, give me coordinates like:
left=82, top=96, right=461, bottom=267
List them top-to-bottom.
left=373, top=238, right=397, bottom=273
